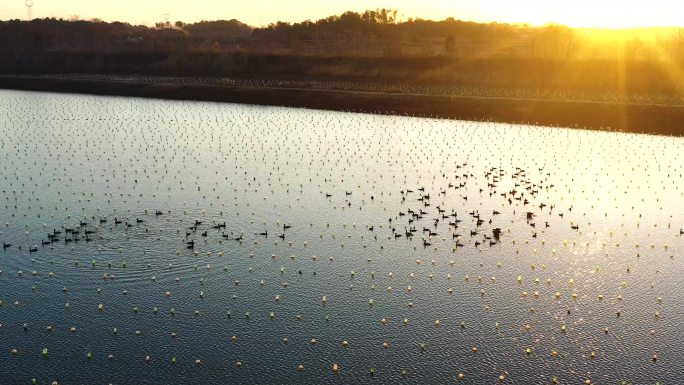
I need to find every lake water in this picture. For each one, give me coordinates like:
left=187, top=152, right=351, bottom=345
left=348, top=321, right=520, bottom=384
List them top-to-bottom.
left=0, top=90, right=682, bottom=385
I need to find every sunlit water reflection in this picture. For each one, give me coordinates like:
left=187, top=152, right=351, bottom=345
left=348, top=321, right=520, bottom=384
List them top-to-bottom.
left=0, top=90, right=682, bottom=385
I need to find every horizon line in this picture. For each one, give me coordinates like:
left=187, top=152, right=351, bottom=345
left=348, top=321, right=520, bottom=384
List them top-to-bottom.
left=3, top=13, right=683, bottom=31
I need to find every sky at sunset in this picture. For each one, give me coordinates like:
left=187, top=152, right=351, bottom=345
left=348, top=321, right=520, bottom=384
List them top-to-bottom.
left=1, top=0, right=682, bottom=28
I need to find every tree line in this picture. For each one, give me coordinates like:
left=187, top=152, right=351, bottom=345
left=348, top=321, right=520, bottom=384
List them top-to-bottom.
left=1, top=10, right=683, bottom=97
left=2, top=10, right=682, bottom=59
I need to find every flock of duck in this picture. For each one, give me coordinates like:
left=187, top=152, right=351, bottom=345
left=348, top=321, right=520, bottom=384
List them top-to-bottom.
left=0, top=90, right=682, bottom=384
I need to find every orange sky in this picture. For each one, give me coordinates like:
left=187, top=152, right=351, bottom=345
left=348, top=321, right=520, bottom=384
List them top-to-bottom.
left=1, top=0, right=682, bottom=28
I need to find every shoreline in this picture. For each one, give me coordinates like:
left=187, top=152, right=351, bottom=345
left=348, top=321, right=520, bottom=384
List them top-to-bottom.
left=1, top=76, right=683, bottom=136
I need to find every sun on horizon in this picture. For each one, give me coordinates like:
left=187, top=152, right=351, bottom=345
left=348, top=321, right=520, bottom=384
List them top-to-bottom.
left=462, top=0, right=682, bottom=29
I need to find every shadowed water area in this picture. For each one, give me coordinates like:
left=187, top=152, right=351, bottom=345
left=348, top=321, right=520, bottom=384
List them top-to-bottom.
left=0, top=90, right=682, bottom=385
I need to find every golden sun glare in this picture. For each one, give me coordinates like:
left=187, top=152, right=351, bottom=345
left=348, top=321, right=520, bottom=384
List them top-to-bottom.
left=483, top=1, right=677, bottom=29
left=550, top=9, right=656, bottom=29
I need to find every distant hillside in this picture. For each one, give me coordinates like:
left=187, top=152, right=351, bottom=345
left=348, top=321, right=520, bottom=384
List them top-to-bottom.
left=1, top=10, right=683, bottom=98
left=3, top=10, right=682, bottom=59
left=0, top=18, right=252, bottom=52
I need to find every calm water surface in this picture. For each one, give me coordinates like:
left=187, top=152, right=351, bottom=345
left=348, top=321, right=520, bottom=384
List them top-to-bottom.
left=0, top=90, right=683, bottom=385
